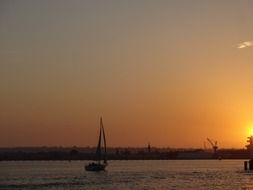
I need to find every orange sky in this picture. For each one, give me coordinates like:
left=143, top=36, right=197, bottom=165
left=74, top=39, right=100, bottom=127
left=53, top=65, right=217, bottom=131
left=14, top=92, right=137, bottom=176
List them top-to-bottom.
left=1, top=0, right=253, bottom=148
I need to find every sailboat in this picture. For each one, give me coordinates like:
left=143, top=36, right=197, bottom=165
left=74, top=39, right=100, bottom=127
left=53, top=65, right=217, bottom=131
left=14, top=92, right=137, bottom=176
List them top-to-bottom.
left=85, top=117, right=108, bottom=171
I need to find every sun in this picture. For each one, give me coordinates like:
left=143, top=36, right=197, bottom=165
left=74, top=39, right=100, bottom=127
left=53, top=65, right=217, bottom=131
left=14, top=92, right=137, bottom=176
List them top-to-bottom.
left=247, top=124, right=253, bottom=137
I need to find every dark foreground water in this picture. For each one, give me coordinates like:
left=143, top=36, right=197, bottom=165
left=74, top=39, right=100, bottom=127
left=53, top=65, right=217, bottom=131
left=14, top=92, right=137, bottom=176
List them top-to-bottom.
left=0, top=160, right=253, bottom=190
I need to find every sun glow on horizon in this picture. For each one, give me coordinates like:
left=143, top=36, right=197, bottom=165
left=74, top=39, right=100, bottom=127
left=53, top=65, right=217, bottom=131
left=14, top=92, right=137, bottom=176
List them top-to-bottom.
left=246, top=123, right=253, bottom=137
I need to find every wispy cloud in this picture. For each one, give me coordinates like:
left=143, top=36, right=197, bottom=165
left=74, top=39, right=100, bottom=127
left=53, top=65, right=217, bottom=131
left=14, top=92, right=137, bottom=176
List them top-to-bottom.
left=237, top=41, right=253, bottom=49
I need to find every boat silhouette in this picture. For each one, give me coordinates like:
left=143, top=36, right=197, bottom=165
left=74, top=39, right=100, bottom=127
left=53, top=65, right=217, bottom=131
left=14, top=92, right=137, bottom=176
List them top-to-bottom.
left=85, top=117, right=107, bottom=171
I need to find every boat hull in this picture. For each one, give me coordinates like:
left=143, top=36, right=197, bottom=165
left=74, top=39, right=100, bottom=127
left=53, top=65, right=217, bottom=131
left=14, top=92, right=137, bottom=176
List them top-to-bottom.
left=85, top=163, right=106, bottom=171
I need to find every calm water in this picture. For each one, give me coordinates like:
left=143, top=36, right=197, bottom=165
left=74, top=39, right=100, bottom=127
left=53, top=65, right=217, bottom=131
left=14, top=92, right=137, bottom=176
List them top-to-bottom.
left=0, top=160, right=253, bottom=190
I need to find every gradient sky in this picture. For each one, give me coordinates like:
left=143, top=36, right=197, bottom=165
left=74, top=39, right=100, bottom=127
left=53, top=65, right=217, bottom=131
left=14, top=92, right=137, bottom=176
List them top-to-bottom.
left=1, top=0, right=253, bottom=148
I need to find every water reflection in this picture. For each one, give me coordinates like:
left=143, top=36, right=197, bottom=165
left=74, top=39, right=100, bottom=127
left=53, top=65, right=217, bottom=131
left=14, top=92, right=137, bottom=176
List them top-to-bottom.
left=0, top=160, right=252, bottom=190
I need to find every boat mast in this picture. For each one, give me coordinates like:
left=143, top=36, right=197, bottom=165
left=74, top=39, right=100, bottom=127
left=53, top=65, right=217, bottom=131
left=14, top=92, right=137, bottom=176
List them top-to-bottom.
left=100, top=117, right=107, bottom=164
left=95, top=123, right=102, bottom=163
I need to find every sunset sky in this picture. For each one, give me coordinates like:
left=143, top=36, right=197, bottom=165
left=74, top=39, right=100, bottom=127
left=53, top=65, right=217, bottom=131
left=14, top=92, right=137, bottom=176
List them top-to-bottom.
left=1, top=0, right=253, bottom=148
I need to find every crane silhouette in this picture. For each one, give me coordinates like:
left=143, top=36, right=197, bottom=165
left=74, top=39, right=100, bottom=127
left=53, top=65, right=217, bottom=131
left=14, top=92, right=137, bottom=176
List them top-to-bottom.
left=206, top=138, right=218, bottom=154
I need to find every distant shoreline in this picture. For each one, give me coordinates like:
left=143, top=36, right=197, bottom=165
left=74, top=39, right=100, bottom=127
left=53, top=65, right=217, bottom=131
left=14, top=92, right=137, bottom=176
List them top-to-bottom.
left=0, top=147, right=249, bottom=161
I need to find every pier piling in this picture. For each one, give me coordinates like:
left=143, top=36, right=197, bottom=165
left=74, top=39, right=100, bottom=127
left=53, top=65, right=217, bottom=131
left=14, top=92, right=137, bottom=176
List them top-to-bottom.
left=244, top=161, right=248, bottom=171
